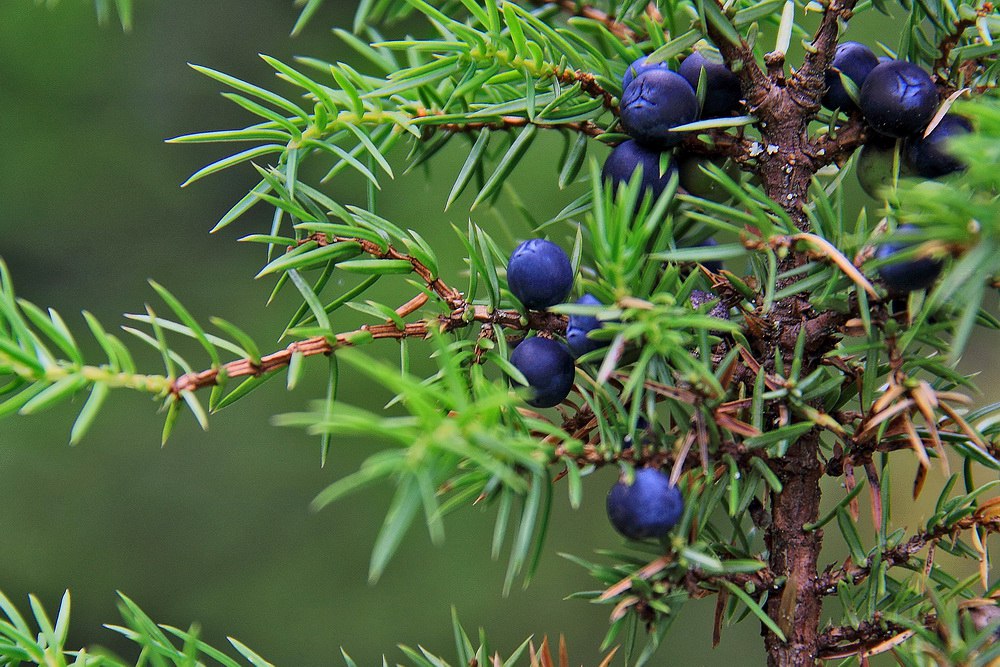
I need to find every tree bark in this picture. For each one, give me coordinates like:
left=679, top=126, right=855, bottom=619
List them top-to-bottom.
left=763, top=432, right=824, bottom=666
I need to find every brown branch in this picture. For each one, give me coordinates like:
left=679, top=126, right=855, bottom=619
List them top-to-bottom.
left=527, top=0, right=638, bottom=42
left=792, top=0, right=862, bottom=110
left=702, top=2, right=771, bottom=108
left=932, top=8, right=990, bottom=83
left=555, top=67, right=619, bottom=113
left=416, top=113, right=607, bottom=138
left=807, top=116, right=869, bottom=168
left=680, top=130, right=756, bottom=165
left=169, top=236, right=567, bottom=395
left=814, top=514, right=1000, bottom=595
left=816, top=613, right=911, bottom=660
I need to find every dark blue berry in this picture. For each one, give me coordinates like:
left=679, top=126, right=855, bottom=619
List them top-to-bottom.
left=823, top=41, right=879, bottom=112
left=678, top=51, right=742, bottom=119
left=622, top=55, right=671, bottom=91
left=859, top=61, right=938, bottom=138
left=620, top=69, right=699, bottom=149
left=905, top=114, right=972, bottom=178
left=602, top=140, right=678, bottom=201
left=876, top=224, right=943, bottom=293
left=507, top=239, right=574, bottom=310
left=689, top=289, right=729, bottom=320
left=566, top=293, right=606, bottom=357
left=510, top=337, right=575, bottom=408
left=606, top=468, right=684, bottom=540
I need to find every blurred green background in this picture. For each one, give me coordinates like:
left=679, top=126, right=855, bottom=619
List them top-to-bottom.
left=0, top=2, right=997, bottom=665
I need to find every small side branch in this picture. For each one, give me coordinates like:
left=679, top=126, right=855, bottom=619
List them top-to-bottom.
left=528, top=0, right=639, bottom=42
left=793, top=0, right=862, bottom=109
left=702, top=2, right=771, bottom=106
left=932, top=8, right=993, bottom=84
left=556, top=68, right=619, bottom=113
left=416, top=113, right=606, bottom=138
left=807, top=116, right=869, bottom=168
left=169, top=235, right=568, bottom=396
left=814, top=514, right=1000, bottom=594
left=816, top=614, right=911, bottom=660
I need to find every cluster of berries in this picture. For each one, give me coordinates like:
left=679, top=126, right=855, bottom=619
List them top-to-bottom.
left=825, top=41, right=963, bottom=292
left=507, top=44, right=972, bottom=544
left=603, top=50, right=742, bottom=203
left=506, top=53, right=748, bottom=540
left=507, top=238, right=689, bottom=540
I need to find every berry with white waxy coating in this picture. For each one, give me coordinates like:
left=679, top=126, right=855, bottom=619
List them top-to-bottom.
left=822, top=41, right=879, bottom=112
left=678, top=51, right=741, bottom=119
left=622, top=55, right=671, bottom=91
left=859, top=60, right=938, bottom=138
left=620, top=69, right=699, bottom=149
left=905, top=114, right=972, bottom=178
left=601, top=140, right=678, bottom=201
left=876, top=224, right=943, bottom=293
left=506, top=239, right=574, bottom=310
left=566, top=293, right=606, bottom=357
left=509, top=337, right=575, bottom=408
left=606, top=468, right=684, bottom=540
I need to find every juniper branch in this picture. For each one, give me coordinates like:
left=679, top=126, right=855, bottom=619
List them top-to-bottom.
left=527, top=0, right=639, bottom=42
left=170, top=235, right=568, bottom=395
left=814, top=514, right=1000, bottom=594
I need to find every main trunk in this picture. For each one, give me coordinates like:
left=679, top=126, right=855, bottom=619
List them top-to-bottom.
left=756, top=110, right=825, bottom=666
left=763, top=433, right=823, bottom=666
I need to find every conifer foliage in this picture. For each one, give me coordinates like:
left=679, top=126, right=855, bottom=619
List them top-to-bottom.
left=3, top=0, right=1000, bottom=664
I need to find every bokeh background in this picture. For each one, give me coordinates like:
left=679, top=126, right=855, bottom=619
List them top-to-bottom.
left=0, top=2, right=997, bottom=665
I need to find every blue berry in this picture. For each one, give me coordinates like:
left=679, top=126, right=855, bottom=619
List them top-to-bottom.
left=822, top=41, right=879, bottom=112
left=678, top=51, right=741, bottom=119
left=622, top=55, right=671, bottom=91
left=859, top=61, right=938, bottom=138
left=620, top=69, right=699, bottom=149
left=905, top=114, right=972, bottom=178
left=602, top=140, right=677, bottom=201
left=876, top=224, right=943, bottom=293
left=507, top=239, right=574, bottom=310
left=566, top=293, right=606, bottom=357
left=510, top=337, right=575, bottom=408
left=606, top=468, right=684, bottom=540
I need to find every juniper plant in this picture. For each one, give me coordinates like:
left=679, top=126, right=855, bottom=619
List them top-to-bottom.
left=3, top=0, right=1000, bottom=665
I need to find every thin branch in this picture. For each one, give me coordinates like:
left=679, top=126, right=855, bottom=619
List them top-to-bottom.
left=527, top=0, right=639, bottom=42
left=701, top=0, right=771, bottom=106
left=792, top=0, right=862, bottom=110
left=932, top=15, right=981, bottom=83
left=555, top=67, right=619, bottom=113
left=415, top=112, right=606, bottom=138
left=807, top=116, right=869, bottom=168
left=170, top=236, right=567, bottom=395
left=814, top=514, right=1000, bottom=594
left=816, top=613, right=911, bottom=660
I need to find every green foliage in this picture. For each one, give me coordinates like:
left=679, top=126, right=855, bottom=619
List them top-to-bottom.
left=10, top=0, right=1000, bottom=663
